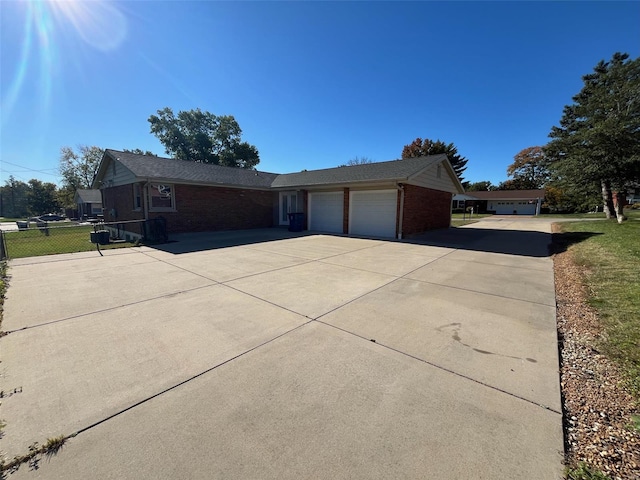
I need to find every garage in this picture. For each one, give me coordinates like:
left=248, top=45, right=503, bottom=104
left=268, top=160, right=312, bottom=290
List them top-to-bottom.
left=349, top=190, right=398, bottom=238
left=308, top=192, right=344, bottom=233
left=490, top=201, right=537, bottom=215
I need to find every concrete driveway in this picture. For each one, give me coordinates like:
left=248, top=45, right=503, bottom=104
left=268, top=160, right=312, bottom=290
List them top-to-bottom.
left=0, top=218, right=563, bottom=479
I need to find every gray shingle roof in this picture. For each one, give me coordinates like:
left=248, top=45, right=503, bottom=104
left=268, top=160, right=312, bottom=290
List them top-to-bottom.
left=104, top=149, right=279, bottom=189
left=102, top=150, right=452, bottom=190
left=271, top=155, right=448, bottom=188
left=75, top=189, right=102, bottom=203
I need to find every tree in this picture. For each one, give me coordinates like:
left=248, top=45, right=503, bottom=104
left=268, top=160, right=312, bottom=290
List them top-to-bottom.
left=545, top=52, right=640, bottom=221
left=148, top=107, right=260, bottom=169
left=401, top=138, right=468, bottom=182
left=59, top=145, right=104, bottom=191
left=506, top=147, right=550, bottom=190
left=123, top=148, right=157, bottom=156
left=339, top=156, right=373, bottom=167
left=0, top=177, right=30, bottom=217
left=0, top=177, right=59, bottom=217
left=496, top=178, right=533, bottom=190
left=27, top=179, right=59, bottom=215
left=466, top=181, right=494, bottom=192
left=56, top=187, right=76, bottom=211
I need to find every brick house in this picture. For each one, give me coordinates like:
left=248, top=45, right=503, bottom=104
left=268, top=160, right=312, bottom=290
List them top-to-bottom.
left=93, top=149, right=464, bottom=241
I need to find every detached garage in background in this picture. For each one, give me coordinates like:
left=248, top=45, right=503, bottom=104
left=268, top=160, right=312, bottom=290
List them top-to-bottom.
left=95, top=150, right=464, bottom=241
left=453, top=190, right=545, bottom=215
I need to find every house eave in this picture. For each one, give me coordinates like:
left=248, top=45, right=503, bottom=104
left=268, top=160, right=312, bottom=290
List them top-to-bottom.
left=271, top=178, right=407, bottom=191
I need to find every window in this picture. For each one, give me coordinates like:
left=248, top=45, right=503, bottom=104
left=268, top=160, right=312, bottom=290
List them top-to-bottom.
left=436, top=165, right=442, bottom=179
left=149, top=183, right=175, bottom=210
left=133, top=184, right=142, bottom=210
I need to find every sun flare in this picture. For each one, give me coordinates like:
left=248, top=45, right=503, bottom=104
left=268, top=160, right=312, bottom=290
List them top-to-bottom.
left=1, top=0, right=128, bottom=127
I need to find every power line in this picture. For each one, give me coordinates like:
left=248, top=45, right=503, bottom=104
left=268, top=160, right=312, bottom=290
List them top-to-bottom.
left=0, top=159, right=60, bottom=177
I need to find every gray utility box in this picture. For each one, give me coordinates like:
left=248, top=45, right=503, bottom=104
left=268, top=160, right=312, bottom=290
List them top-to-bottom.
left=90, top=230, right=110, bottom=245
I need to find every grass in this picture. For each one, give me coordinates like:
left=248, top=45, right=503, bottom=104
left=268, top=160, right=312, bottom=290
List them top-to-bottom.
left=542, top=208, right=640, bottom=220
left=540, top=212, right=607, bottom=219
left=451, top=213, right=491, bottom=228
left=451, top=213, right=492, bottom=220
left=555, top=213, right=640, bottom=396
left=451, top=219, right=479, bottom=227
left=3, top=224, right=136, bottom=259
left=0, top=261, right=6, bottom=333
left=629, top=414, right=640, bottom=432
left=0, top=434, right=69, bottom=474
left=565, top=463, right=612, bottom=480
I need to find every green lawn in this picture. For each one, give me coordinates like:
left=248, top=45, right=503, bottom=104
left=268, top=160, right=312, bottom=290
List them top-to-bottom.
left=541, top=209, right=639, bottom=220
left=451, top=213, right=492, bottom=220
left=540, top=213, right=607, bottom=219
left=555, top=215, right=640, bottom=396
left=3, top=224, right=136, bottom=259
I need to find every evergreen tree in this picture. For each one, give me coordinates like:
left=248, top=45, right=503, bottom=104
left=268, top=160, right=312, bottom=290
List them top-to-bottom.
left=545, top=53, right=640, bottom=221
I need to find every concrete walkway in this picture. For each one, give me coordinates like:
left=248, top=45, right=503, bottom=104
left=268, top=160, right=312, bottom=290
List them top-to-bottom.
left=1, top=218, right=564, bottom=479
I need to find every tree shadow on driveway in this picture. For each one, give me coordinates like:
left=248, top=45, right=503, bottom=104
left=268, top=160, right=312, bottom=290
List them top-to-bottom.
left=406, top=227, right=602, bottom=258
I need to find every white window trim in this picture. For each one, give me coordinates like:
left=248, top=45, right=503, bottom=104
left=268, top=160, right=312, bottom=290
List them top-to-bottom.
left=133, top=183, right=142, bottom=211
left=148, top=183, right=176, bottom=212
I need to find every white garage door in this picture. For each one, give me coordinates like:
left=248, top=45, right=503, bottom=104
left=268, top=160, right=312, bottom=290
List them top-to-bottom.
left=349, top=190, right=397, bottom=238
left=309, top=192, right=344, bottom=233
left=491, top=201, right=537, bottom=215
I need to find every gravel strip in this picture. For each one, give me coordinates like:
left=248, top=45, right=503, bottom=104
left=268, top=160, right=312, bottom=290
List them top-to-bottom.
left=554, top=244, right=639, bottom=479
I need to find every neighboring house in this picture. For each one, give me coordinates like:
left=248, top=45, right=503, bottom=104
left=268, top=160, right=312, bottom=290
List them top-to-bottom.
left=92, top=149, right=464, bottom=241
left=625, top=185, right=640, bottom=205
left=74, top=189, right=103, bottom=219
left=453, top=189, right=545, bottom=215
left=451, top=193, right=479, bottom=210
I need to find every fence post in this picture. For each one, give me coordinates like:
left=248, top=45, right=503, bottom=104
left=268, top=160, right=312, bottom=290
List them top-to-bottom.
left=0, top=230, right=7, bottom=260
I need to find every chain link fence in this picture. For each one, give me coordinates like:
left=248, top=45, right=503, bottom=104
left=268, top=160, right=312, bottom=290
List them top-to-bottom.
left=0, top=218, right=168, bottom=260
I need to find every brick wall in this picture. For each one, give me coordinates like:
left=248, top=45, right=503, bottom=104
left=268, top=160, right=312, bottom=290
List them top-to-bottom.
left=101, top=183, right=274, bottom=235
left=100, top=184, right=146, bottom=237
left=101, top=184, right=145, bottom=223
left=149, top=184, right=273, bottom=233
left=402, top=184, right=452, bottom=235
left=342, top=188, right=349, bottom=234
left=302, top=190, right=309, bottom=229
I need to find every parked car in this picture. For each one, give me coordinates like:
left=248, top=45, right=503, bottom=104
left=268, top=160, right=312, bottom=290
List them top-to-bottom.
left=31, top=214, right=66, bottom=222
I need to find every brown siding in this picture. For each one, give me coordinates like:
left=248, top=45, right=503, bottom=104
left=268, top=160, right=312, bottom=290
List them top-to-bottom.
left=149, top=184, right=273, bottom=233
left=402, top=184, right=452, bottom=235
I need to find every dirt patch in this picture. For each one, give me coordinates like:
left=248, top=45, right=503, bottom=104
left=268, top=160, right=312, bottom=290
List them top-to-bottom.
left=553, top=227, right=639, bottom=479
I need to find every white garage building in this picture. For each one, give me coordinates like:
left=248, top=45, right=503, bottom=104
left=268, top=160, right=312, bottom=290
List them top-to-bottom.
left=453, top=189, right=545, bottom=215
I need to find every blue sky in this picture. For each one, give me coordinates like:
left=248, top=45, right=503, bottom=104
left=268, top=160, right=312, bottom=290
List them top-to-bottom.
left=1, top=1, right=639, bottom=187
